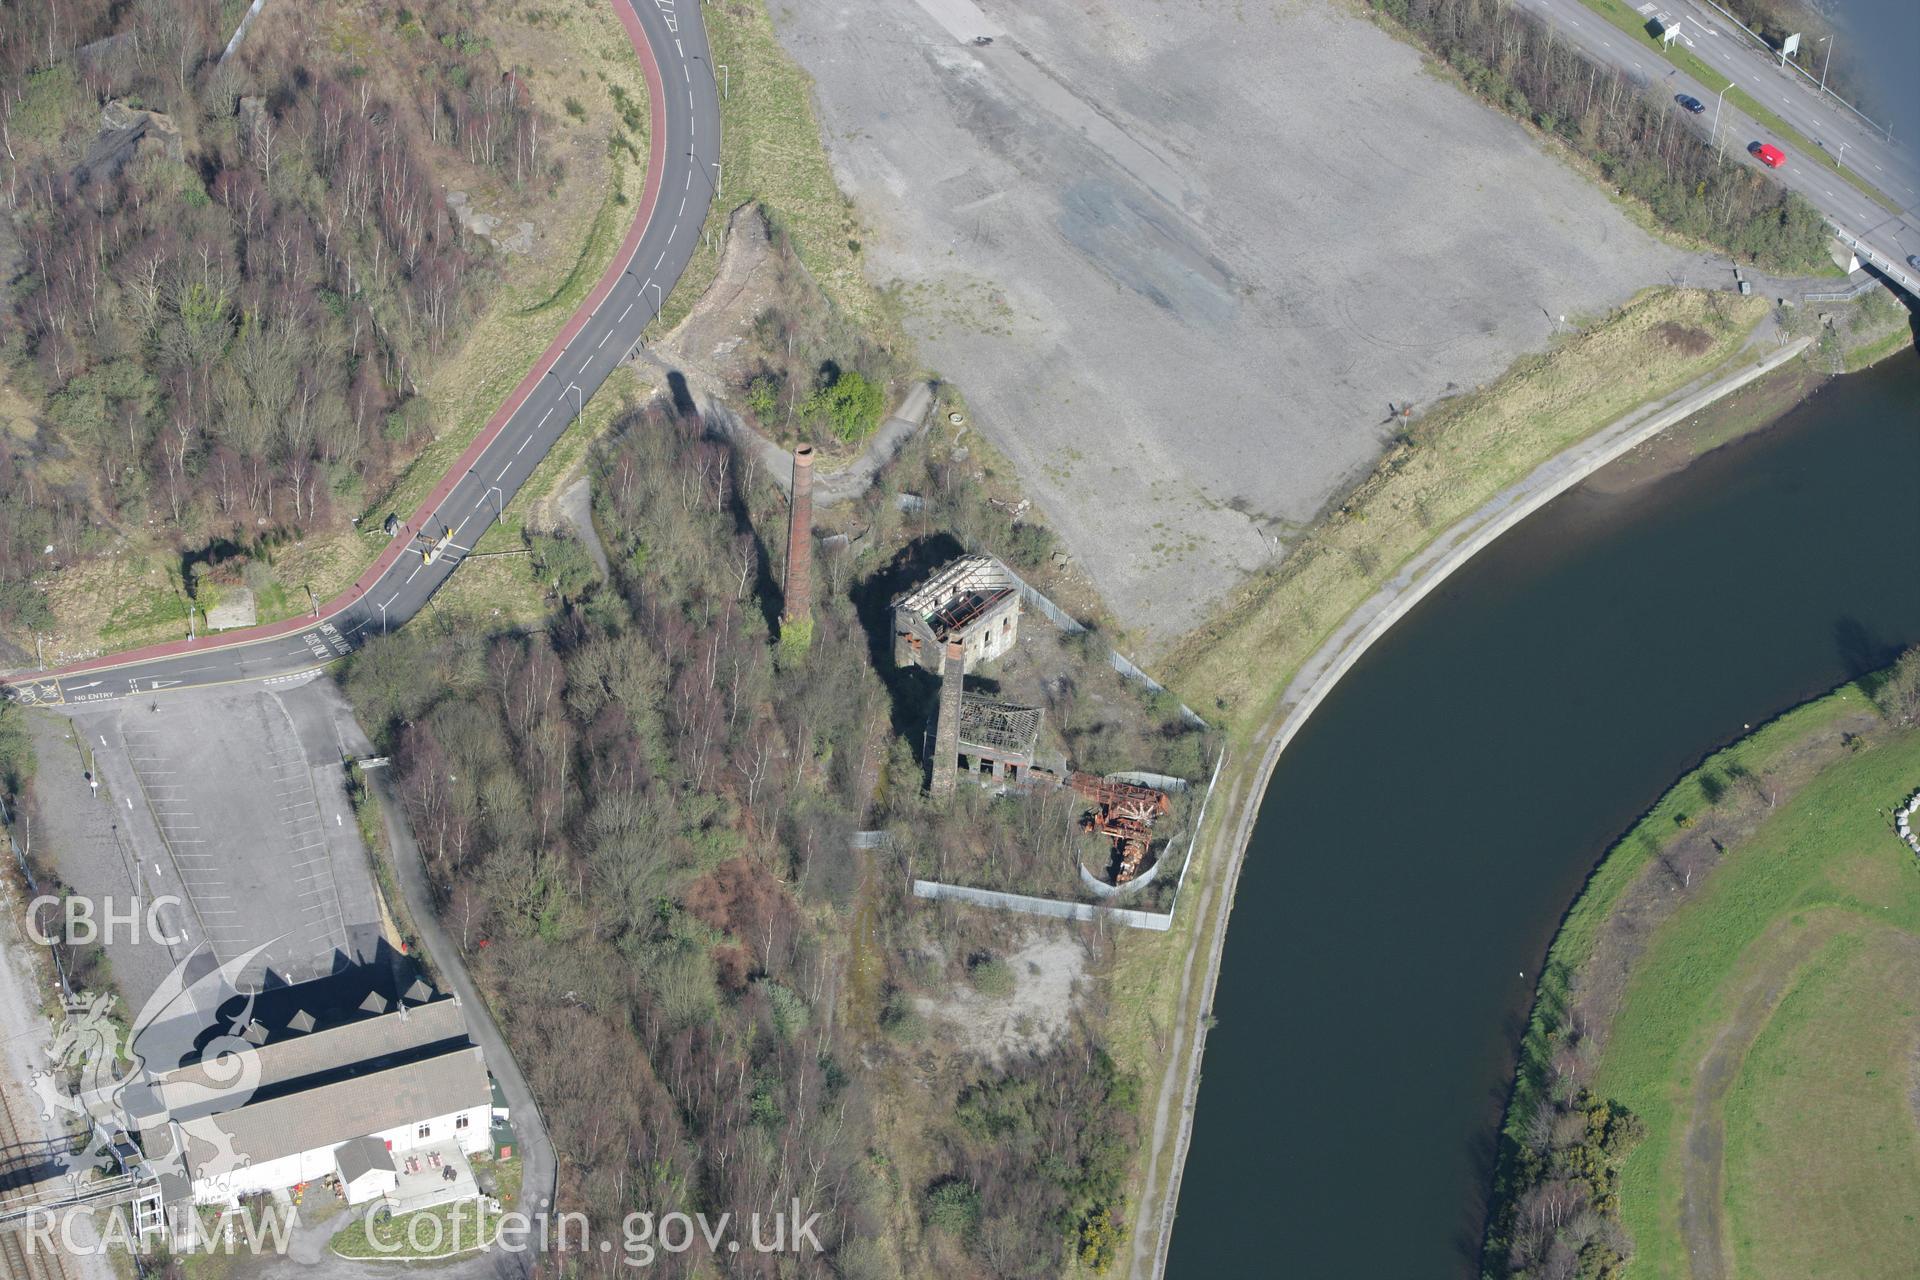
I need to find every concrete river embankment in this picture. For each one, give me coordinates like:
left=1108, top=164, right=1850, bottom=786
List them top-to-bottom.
left=1161, top=351, right=1920, bottom=1277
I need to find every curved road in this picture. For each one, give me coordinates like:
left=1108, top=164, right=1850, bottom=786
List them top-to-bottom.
left=2, top=0, right=720, bottom=709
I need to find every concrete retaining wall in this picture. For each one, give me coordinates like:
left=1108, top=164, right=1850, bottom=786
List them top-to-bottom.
left=912, top=879, right=1174, bottom=931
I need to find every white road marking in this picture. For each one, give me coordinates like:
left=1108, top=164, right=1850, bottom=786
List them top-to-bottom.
left=675, top=38, right=683, bottom=56
left=683, top=65, right=690, bottom=82
left=678, top=195, right=686, bottom=216
left=668, top=223, right=677, bottom=242
left=655, top=251, right=667, bottom=268
left=619, top=303, right=632, bottom=321
left=598, top=330, right=611, bottom=348
left=578, top=358, right=590, bottom=374
left=539, top=407, right=555, bottom=426
left=517, top=434, right=534, bottom=455
left=496, top=464, right=511, bottom=482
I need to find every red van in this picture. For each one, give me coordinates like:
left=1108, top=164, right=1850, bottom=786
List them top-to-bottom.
left=1748, top=142, right=1786, bottom=168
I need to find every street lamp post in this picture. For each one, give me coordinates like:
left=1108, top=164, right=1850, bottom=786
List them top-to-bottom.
left=1817, top=35, right=1833, bottom=95
left=1712, top=82, right=1733, bottom=159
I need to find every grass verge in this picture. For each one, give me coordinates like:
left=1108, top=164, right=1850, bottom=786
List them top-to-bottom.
left=1573, top=0, right=1899, bottom=214
left=663, top=1, right=902, bottom=348
left=1163, top=288, right=1771, bottom=730
left=329, top=1195, right=503, bottom=1259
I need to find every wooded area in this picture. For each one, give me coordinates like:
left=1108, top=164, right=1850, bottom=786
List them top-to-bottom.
left=0, top=0, right=548, bottom=640
left=1373, top=0, right=1831, bottom=272
left=344, top=399, right=1139, bottom=1276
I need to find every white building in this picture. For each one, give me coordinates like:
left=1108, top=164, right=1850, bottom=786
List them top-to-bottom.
left=131, top=990, right=495, bottom=1209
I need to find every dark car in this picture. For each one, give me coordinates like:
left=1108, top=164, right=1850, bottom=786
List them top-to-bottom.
left=1676, top=94, right=1706, bottom=114
left=1908, top=254, right=1920, bottom=272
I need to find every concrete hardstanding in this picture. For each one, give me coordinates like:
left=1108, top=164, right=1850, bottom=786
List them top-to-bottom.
left=772, top=0, right=1723, bottom=644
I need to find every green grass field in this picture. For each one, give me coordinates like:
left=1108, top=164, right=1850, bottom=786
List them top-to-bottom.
left=1553, top=693, right=1920, bottom=1277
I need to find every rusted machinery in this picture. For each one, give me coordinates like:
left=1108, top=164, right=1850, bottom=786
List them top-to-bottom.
left=1069, top=773, right=1171, bottom=884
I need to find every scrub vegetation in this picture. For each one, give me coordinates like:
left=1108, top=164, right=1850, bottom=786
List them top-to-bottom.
left=1371, top=0, right=1833, bottom=269
left=340, top=390, right=1141, bottom=1278
left=1485, top=657, right=1920, bottom=1277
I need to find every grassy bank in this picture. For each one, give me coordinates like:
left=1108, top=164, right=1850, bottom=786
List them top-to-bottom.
left=274, top=0, right=654, bottom=605
left=664, top=0, right=902, bottom=346
left=1164, top=288, right=1770, bottom=731
left=1118, top=289, right=1776, bottom=1275
left=1488, top=682, right=1920, bottom=1276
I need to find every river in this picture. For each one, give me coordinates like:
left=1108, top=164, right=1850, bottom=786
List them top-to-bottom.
left=1165, top=351, right=1920, bottom=1278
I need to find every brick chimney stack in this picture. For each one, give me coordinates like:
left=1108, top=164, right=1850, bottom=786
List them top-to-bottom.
left=782, top=445, right=814, bottom=628
left=930, top=639, right=965, bottom=799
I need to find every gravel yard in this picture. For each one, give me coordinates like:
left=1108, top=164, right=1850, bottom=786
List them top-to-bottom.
left=771, top=0, right=1720, bottom=645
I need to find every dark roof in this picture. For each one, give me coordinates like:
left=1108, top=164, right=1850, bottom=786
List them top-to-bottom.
left=133, top=955, right=435, bottom=1072
left=151, top=997, right=472, bottom=1122
left=334, top=1135, right=395, bottom=1184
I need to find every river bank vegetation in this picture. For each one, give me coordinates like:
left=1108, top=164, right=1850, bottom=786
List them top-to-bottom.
left=1368, top=0, right=1831, bottom=272
left=1485, top=652, right=1920, bottom=1276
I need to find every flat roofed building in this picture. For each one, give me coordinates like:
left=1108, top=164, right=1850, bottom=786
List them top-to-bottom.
left=891, top=554, right=1022, bottom=673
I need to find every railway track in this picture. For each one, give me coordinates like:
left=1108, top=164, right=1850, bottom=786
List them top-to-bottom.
left=0, top=1068, right=70, bottom=1280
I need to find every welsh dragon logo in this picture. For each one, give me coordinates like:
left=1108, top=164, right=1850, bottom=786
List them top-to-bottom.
left=33, top=940, right=281, bottom=1194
